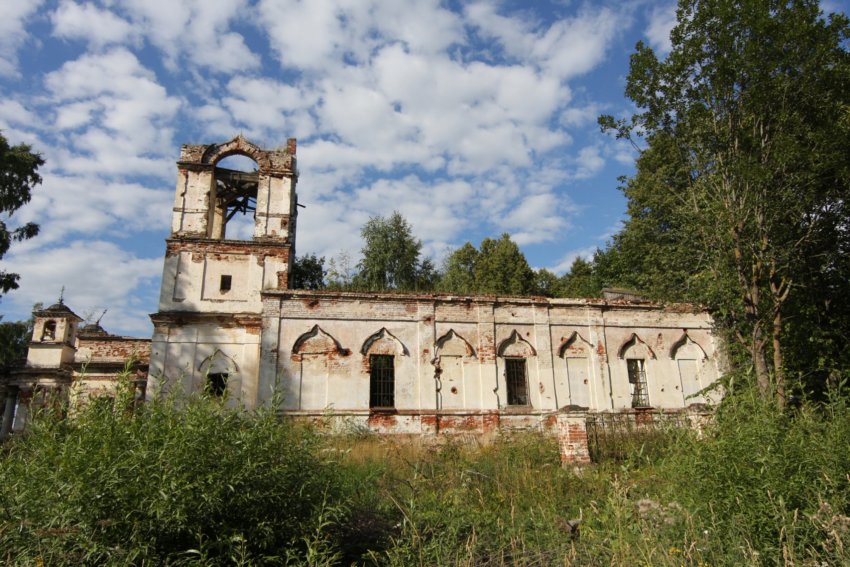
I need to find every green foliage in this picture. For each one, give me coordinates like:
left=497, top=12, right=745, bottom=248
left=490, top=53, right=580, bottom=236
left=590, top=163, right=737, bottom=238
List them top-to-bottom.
left=599, top=0, right=850, bottom=402
left=0, top=132, right=44, bottom=294
left=355, top=212, right=436, bottom=291
left=439, top=234, right=535, bottom=296
left=475, top=234, right=535, bottom=295
left=437, top=242, right=479, bottom=294
left=290, top=253, right=326, bottom=290
left=558, top=257, right=601, bottom=298
left=0, top=319, right=30, bottom=367
left=0, top=381, right=346, bottom=565
left=3, top=388, right=850, bottom=564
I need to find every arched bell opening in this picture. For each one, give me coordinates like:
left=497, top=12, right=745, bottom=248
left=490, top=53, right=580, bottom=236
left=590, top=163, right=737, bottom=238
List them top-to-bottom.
left=210, top=154, right=260, bottom=241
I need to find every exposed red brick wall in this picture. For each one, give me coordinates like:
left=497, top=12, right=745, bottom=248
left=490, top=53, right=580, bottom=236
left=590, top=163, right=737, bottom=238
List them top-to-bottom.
left=78, top=338, right=151, bottom=363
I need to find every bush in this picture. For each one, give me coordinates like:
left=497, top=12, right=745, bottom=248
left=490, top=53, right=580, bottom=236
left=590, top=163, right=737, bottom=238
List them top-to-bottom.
left=0, top=380, right=345, bottom=565
left=663, top=389, right=850, bottom=564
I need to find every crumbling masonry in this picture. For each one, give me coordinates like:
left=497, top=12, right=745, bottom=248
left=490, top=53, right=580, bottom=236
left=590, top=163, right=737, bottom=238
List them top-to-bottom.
left=0, top=136, right=722, bottom=462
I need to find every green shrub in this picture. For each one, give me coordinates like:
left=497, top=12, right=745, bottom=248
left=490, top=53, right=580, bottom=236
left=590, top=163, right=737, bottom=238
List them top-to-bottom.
left=0, top=381, right=345, bottom=565
left=662, top=389, right=850, bottom=565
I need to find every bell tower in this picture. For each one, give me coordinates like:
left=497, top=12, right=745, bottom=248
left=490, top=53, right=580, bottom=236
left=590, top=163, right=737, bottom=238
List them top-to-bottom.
left=158, top=135, right=298, bottom=311
left=149, top=136, right=298, bottom=405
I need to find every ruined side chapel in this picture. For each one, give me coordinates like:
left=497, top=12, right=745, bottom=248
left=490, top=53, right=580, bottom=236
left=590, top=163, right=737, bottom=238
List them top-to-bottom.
left=3, top=136, right=723, bottom=462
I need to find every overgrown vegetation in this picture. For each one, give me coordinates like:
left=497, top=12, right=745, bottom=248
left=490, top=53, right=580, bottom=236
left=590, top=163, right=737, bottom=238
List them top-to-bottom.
left=2, top=376, right=848, bottom=565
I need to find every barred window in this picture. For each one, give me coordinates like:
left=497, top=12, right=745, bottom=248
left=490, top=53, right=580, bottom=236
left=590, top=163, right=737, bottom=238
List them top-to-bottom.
left=369, top=355, right=395, bottom=408
left=505, top=358, right=529, bottom=406
left=627, top=359, right=650, bottom=408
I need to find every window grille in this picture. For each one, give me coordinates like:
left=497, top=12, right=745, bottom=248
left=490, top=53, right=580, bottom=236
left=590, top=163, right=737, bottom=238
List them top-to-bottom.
left=369, top=355, right=395, bottom=408
left=505, top=358, right=529, bottom=406
left=627, top=359, right=650, bottom=408
left=207, top=372, right=228, bottom=397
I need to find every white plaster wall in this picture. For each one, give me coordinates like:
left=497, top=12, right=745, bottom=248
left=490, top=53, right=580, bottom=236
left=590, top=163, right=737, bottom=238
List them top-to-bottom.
left=269, top=294, right=721, bottom=416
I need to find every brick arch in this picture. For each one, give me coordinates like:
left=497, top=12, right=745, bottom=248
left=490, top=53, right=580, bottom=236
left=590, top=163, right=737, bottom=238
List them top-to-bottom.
left=201, top=135, right=271, bottom=171
left=292, top=325, right=348, bottom=360
left=361, top=328, right=408, bottom=356
left=497, top=330, right=537, bottom=358
left=557, top=331, right=593, bottom=358
left=670, top=332, right=708, bottom=360
left=617, top=333, right=656, bottom=360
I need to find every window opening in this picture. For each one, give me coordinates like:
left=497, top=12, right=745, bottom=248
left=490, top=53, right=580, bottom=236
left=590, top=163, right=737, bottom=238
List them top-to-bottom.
left=214, top=155, right=259, bottom=240
left=219, top=274, right=232, bottom=292
left=41, top=320, right=56, bottom=341
left=369, top=355, right=395, bottom=408
left=505, top=358, right=529, bottom=406
left=627, top=359, right=650, bottom=408
left=207, top=373, right=228, bottom=398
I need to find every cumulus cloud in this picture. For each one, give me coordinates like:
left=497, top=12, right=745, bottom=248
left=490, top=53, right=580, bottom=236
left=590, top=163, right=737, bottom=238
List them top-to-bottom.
left=0, top=0, right=44, bottom=76
left=117, top=0, right=259, bottom=72
left=2, top=1, right=639, bottom=333
left=51, top=1, right=139, bottom=49
left=645, top=4, right=677, bottom=55
left=44, top=48, right=181, bottom=178
left=12, top=175, right=172, bottom=249
left=3, top=241, right=162, bottom=335
left=550, top=246, right=599, bottom=274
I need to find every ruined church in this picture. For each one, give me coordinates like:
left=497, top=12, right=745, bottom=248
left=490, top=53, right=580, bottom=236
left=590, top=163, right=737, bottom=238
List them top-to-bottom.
left=1, top=136, right=722, bottom=461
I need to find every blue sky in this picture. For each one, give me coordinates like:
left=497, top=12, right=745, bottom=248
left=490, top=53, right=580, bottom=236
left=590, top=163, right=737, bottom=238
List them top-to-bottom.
left=0, top=0, right=686, bottom=336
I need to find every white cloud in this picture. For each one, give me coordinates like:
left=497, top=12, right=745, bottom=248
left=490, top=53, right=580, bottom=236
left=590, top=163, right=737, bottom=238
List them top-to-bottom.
left=0, top=0, right=44, bottom=76
left=118, top=0, right=259, bottom=72
left=258, top=0, right=463, bottom=71
left=51, top=1, right=138, bottom=49
left=466, top=4, right=624, bottom=80
left=645, top=4, right=677, bottom=55
left=44, top=48, right=181, bottom=178
left=0, top=99, right=39, bottom=128
left=12, top=175, right=172, bottom=249
left=499, top=193, right=570, bottom=245
left=3, top=240, right=162, bottom=335
left=551, top=245, right=598, bottom=274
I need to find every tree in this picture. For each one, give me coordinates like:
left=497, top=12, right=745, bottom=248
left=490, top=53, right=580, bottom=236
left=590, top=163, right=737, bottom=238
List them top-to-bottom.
left=600, top=0, right=850, bottom=406
left=0, top=133, right=44, bottom=294
left=355, top=212, right=435, bottom=291
left=439, top=234, right=536, bottom=296
left=475, top=234, right=536, bottom=295
left=438, top=243, right=479, bottom=294
left=290, top=254, right=326, bottom=290
left=558, top=257, right=600, bottom=298
left=533, top=268, right=561, bottom=297
left=0, top=320, right=30, bottom=367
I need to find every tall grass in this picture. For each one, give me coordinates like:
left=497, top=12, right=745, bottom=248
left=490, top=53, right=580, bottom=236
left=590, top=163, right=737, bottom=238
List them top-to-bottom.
left=0, top=377, right=847, bottom=565
left=0, top=377, right=345, bottom=565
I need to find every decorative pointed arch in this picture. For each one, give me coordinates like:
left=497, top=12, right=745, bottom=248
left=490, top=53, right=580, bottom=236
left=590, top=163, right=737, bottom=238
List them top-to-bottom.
left=292, top=325, right=348, bottom=358
left=361, top=328, right=409, bottom=356
left=435, top=329, right=476, bottom=359
left=497, top=330, right=537, bottom=358
left=558, top=331, right=593, bottom=358
left=670, top=332, right=708, bottom=360
left=617, top=333, right=657, bottom=359
left=198, top=349, right=239, bottom=374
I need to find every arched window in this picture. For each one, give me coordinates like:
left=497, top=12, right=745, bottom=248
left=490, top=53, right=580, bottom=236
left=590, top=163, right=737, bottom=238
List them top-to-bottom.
left=211, top=154, right=260, bottom=241
left=41, top=320, right=56, bottom=342
left=361, top=329, right=407, bottom=409
left=497, top=331, right=536, bottom=407
left=619, top=334, right=655, bottom=408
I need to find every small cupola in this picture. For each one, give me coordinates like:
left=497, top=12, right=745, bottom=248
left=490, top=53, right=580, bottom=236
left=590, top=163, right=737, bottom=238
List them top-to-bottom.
left=31, top=292, right=83, bottom=348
